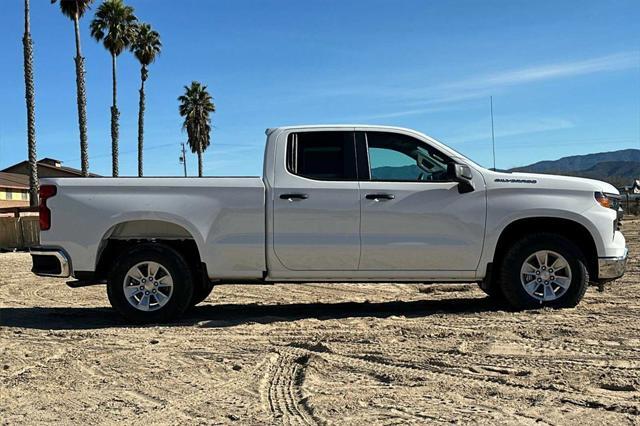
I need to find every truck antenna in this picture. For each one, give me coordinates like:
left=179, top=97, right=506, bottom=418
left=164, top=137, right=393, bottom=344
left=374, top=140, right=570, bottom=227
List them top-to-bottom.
left=490, top=96, right=496, bottom=170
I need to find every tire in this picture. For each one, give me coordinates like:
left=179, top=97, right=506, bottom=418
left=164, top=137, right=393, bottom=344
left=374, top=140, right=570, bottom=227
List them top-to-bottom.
left=498, top=233, right=589, bottom=310
left=107, top=243, right=194, bottom=323
left=190, top=279, right=214, bottom=307
left=477, top=281, right=505, bottom=303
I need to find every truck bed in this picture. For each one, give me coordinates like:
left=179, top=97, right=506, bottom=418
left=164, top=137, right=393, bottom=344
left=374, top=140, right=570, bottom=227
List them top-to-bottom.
left=41, top=177, right=267, bottom=279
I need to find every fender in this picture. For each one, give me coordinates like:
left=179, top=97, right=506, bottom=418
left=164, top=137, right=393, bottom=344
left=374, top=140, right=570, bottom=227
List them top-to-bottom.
left=477, top=208, right=603, bottom=278
left=95, top=212, right=206, bottom=270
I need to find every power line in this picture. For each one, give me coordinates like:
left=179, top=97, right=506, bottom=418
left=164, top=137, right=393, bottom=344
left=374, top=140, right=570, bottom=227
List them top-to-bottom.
left=60, top=141, right=260, bottom=163
left=61, top=142, right=176, bottom=162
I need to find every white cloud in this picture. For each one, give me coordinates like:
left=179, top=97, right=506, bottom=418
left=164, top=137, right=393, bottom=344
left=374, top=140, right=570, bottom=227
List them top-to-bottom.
left=298, top=51, right=639, bottom=109
left=446, top=52, right=639, bottom=92
left=349, top=106, right=451, bottom=121
left=446, top=117, right=576, bottom=144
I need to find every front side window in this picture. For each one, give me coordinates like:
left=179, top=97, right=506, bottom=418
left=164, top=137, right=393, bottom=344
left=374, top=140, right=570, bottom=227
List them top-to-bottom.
left=287, top=131, right=357, bottom=180
left=366, top=132, right=452, bottom=182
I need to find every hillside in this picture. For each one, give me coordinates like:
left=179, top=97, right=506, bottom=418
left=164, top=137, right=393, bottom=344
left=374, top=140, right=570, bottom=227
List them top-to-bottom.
left=510, top=149, right=639, bottom=187
left=511, top=149, right=640, bottom=174
left=371, top=165, right=421, bottom=180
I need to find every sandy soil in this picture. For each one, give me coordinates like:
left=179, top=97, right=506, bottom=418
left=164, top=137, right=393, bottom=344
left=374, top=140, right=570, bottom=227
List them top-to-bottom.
left=1, top=220, right=639, bottom=425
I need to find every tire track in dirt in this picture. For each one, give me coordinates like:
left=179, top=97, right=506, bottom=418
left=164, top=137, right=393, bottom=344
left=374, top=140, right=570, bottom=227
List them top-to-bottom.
left=339, top=338, right=640, bottom=372
left=331, top=339, right=640, bottom=410
left=285, top=342, right=640, bottom=418
left=281, top=343, right=506, bottom=420
left=103, top=346, right=277, bottom=422
left=330, top=349, right=549, bottom=422
left=260, top=351, right=322, bottom=425
left=172, top=353, right=273, bottom=421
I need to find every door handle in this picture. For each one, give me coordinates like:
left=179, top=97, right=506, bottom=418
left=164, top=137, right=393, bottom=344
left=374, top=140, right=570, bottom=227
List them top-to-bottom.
left=280, top=193, right=309, bottom=201
left=365, top=193, right=395, bottom=201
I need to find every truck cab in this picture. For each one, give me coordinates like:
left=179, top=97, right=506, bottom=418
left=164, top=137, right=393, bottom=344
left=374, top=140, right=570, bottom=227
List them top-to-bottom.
left=265, top=126, right=487, bottom=280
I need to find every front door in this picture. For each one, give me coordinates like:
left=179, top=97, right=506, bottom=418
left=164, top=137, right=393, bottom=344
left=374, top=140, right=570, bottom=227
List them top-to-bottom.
left=272, top=130, right=361, bottom=270
left=358, top=131, right=486, bottom=271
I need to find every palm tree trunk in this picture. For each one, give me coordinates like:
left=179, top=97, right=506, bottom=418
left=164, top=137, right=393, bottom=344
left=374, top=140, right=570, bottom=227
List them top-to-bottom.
left=23, top=0, right=38, bottom=206
left=73, top=14, right=89, bottom=177
left=111, top=53, right=119, bottom=177
left=137, top=66, right=146, bottom=177
left=197, top=144, right=203, bottom=177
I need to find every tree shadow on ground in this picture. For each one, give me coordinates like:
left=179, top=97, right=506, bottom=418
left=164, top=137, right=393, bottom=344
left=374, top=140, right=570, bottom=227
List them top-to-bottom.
left=0, top=296, right=501, bottom=331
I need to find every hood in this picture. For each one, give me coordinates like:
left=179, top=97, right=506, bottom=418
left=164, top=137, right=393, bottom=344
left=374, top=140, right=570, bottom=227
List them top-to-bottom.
left=486, top=170, right=619, bottom=194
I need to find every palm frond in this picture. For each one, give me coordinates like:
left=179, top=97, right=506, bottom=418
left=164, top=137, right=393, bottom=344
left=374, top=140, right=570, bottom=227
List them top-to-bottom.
left=51, top=0, right=94, bottom=20
left=90, top=0, right=137, bottom=56
left=131, top=22, right=162, bottom=66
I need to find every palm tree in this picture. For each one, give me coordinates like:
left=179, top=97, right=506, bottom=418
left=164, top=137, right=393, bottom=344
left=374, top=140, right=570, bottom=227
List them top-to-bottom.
left=23, top=0, right=38, bottom=205
left=51, top=0, right=93, bottom=177
left=90, top=0, right=137, bottom=177
left=131, top=23, right=161, bottom=177
left=178, top=82, right=215, bottom=177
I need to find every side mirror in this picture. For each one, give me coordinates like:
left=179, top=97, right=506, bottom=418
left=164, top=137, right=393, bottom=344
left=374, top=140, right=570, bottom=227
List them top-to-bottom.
left=448, top=163, right=475, bottom=193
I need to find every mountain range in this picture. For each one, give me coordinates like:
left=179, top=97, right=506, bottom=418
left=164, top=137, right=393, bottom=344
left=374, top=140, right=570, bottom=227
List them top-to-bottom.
left=510, top=149, right=639, bottom=188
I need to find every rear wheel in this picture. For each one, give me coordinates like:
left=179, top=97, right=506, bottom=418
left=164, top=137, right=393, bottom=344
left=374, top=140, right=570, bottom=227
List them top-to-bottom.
left=498, top=233, right=589, bottom=310
left=107, top=243, right=194, bottom=323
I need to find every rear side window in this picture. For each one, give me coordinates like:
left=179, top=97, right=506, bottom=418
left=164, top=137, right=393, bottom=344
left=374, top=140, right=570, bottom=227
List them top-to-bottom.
left=287, top=131, right=357, bottom=180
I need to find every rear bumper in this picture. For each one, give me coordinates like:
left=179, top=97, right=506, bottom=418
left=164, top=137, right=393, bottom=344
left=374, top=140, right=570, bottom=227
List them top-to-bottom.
left=30, top=246, right=71, bottom=278
left=598, top=247, right=628, bottom=281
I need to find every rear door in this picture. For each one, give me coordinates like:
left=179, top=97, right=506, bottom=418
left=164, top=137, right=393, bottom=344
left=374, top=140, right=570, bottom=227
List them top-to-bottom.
left=272, top=130, right=361, bottom=270
left=358, top=131, right=486, bottom=271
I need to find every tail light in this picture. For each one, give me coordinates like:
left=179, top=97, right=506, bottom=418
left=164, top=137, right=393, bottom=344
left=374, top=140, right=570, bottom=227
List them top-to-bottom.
left=39, top=185, right=57, bottom=231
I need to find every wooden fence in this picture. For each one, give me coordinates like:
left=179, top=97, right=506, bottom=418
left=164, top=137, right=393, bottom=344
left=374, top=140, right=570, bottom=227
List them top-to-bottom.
left=0, top=207, right=39, bottom=250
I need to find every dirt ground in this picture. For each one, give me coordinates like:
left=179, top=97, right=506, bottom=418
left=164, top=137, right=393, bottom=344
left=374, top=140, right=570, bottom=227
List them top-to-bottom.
left=1, top=220, right=639, bottom=425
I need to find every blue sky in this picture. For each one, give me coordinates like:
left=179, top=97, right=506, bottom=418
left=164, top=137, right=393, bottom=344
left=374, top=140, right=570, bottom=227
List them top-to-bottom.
left=1, top=0, right=639, bottom=176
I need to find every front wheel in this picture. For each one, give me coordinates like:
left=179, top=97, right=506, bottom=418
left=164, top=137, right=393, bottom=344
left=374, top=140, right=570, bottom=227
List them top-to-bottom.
left=498, top=233, right=589, bottom=310
left=107, top=243, right=194, bottom=323
left=190, top=279, right=214, bottom=307
left=477, top=281, right=505, bottom=303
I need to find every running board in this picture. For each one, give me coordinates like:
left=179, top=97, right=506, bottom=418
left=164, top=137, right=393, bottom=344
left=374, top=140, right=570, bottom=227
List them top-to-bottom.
left=66, top=280, right=106, bottom=288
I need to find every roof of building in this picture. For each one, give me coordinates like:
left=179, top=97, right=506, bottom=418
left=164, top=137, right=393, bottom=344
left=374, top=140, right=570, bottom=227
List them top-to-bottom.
left=1, top=158, right=100, bottom=177
left=40, top=158, right=63, bottom=167
left=0, top=172, right=29, bottom=190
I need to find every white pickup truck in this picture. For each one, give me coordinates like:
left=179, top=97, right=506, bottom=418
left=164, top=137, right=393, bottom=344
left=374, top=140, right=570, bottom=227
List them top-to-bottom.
left=31, top=125, right=628, bottom=322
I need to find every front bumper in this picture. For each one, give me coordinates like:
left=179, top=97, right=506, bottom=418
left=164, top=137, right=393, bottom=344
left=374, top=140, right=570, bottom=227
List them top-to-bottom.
left=30, top=247, right=71, bottom=278
left=598, top=247, right=628, bottom=281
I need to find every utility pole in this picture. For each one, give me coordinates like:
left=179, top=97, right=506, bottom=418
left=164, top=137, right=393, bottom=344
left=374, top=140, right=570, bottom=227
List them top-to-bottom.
left=490, top=96, right=496, bottom=171
left=179, top=142, right=188, bottom=177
